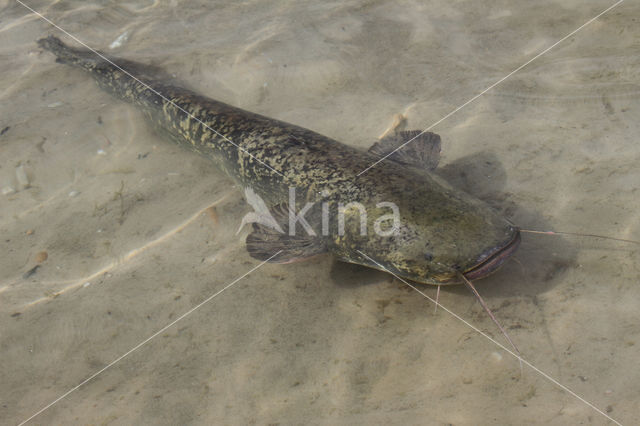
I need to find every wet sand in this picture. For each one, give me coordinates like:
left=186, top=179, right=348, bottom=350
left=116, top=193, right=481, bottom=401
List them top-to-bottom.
left=1, top=0, right=639, bottom=424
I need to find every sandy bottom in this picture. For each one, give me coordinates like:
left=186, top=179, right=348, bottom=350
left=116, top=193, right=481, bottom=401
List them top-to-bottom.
left=1, top=0, right=639, bottom=424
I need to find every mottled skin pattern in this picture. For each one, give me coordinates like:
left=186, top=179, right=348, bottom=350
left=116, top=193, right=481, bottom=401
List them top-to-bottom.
left=38, top=36, right=519, bottom=285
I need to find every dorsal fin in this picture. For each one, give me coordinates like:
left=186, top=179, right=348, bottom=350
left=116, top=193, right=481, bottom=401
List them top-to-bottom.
left=369, top=130, right=441, bottom=170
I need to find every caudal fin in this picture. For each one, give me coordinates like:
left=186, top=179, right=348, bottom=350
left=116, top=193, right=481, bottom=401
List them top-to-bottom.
left=37, top=35, right=98, bottom=68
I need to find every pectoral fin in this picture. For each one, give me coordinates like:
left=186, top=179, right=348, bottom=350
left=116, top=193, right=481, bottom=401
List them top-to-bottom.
left=369, top=130, right=441, bottom=170
left=237, top=187, right=284, bottom=234
left=244, top=202, right=328, bottom=263
left=246, top=223, right=328, bottom=263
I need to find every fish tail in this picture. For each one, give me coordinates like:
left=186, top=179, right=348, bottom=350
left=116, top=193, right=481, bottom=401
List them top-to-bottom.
left=37, top=35, right=165, bottom=106
left=37, top=36, right=98, bottom=70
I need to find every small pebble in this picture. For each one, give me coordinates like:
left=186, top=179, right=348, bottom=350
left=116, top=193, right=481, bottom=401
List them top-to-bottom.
left=109, top=31, right=130, bottom=49
left=47, top=101, right=63, bottom=108
left=97, top=149, right=107, bottom=155
left=15, top=165, right=30, bottom=189
left=2, top=186, right=16, bottom=195
left=68, top=190, right=80, bottom=197
left=205, top=206, right=219, bottom=225
left=25, top=229, right=34, bottom=235
left=34, top=251, right=48, bottom=263
left=83, top=282, right=91, bottom=287
left=490, top=352, right=503, bottom=362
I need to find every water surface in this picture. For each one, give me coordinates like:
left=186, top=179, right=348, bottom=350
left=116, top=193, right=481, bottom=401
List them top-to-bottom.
left=1, top=0, right=639, bottom=424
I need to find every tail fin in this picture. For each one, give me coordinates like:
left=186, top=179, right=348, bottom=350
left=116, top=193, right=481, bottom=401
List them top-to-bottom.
left=37, top=35, right=99, bottom=69
left=37, top=35, right=175, bottom=85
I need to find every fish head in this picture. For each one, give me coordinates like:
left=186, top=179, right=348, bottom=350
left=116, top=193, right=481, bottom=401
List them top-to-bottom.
left=331, top=170, right=520, bottom=285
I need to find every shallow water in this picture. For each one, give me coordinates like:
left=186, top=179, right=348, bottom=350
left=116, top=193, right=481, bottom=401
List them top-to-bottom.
left=1, top=0, right=639, bottom=424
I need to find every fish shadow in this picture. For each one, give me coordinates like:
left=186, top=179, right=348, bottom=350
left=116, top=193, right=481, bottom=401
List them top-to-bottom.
left=331, top=151, right=579, bottom=297
left=438, top=151, right=579, bottom=298
left=331, top=261, right=391, bottom=288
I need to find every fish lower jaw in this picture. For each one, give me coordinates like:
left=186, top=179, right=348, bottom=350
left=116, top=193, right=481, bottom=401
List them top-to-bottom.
left=463, top=231, right=521, bottom=281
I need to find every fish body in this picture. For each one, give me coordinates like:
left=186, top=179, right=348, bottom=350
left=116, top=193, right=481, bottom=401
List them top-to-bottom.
left=38, top=36, right=519, bottom=285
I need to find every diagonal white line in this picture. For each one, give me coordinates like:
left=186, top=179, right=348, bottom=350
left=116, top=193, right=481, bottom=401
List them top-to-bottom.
left=15, top=0, right=285, bottom=178
left=357, top=0, right=625, bottom=176
left=356, top=250, right=622, bottom=426
left=17, top=251, right=282, bottom=426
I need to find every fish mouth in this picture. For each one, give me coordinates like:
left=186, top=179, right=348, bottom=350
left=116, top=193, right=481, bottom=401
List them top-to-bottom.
left=463, top=229, right=521, bottom=280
